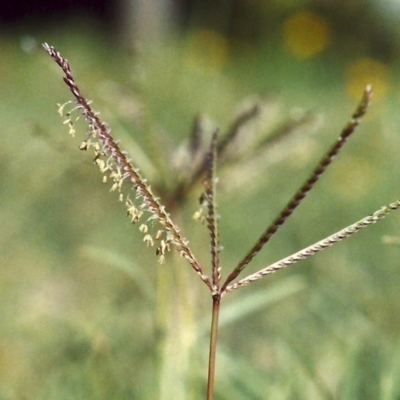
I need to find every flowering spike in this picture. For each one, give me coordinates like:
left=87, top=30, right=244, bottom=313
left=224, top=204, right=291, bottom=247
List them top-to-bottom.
left=43, top=43, right=213, bottom=291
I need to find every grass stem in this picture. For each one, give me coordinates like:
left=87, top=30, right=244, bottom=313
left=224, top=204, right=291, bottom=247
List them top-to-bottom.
left=207, top=295, right=221, bottom=400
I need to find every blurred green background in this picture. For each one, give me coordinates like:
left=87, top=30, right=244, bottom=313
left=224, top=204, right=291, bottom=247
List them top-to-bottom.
left=2, top=1, right=400, bottom=399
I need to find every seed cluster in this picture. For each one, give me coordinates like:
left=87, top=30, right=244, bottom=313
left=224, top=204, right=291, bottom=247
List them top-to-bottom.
left=45, top=43, right=212, bottom=287
left=58, top=102, right=177, bottom=264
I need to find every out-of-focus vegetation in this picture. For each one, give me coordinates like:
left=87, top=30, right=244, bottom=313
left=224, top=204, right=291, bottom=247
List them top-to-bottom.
left=2, top=1, right=400, bottom=399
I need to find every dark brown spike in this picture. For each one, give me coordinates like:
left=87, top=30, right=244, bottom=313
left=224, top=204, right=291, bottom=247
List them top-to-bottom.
left=221, top=85, right=373, bottom=292
left=217, top=104, right=260, bottom=158
left=258, top=111, right=315, bottom=148
left=189, top=114, right=205, bottom=158
left=204, top=129, right=221, bottom=291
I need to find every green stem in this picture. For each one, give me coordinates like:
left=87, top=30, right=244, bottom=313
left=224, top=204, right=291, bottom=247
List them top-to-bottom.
left=156, top=252, right=195, bottom=400
left=207, top=295, right=221, bottom=400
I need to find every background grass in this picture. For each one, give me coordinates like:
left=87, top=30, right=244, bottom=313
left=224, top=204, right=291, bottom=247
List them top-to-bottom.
left=2, top=5, right=400, bottom=399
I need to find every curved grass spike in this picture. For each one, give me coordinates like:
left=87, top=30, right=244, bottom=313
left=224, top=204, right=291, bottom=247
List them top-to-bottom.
left=43, top=43, right=213, bottom=291
left=221, top=85, right=373, bottom=292
left=172, top=104, right=261, bottom=203
left=216, top=104, right=260, bottom=158
left=258, top=111, right=315, bottom=149
left=224, top=198, right=400, bottom=293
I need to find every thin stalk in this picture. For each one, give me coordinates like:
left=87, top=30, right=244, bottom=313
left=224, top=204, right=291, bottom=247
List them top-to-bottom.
left=207, top=295, right=221, bottom=400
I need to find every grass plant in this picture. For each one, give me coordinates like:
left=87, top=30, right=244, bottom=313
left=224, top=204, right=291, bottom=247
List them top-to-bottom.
left=42, top=42, right=400, bottom=400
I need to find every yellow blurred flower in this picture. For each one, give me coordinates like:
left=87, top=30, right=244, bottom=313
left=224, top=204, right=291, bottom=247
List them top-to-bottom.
left=282, top=11, right=331, bottom=59
left=185, top=29, right=231, bottom=74
left=346, top=58, right=389, bottom=100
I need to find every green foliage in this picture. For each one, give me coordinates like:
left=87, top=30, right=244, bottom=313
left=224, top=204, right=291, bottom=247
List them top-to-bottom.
left=2, top=24, right=400, bottom=400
